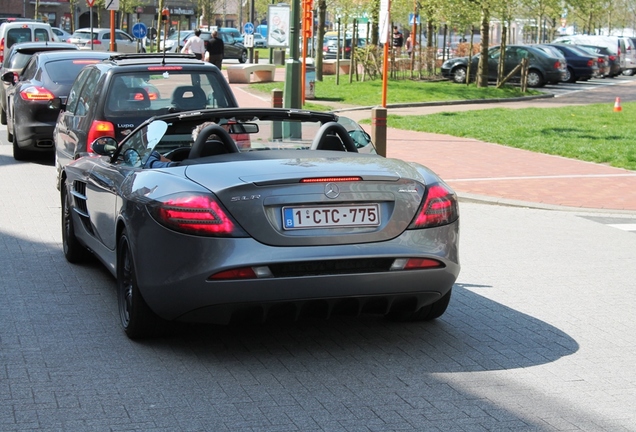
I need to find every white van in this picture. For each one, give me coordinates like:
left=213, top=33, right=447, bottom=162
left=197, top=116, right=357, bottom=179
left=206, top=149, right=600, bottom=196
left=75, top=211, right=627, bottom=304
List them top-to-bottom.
left=0, top=21, right=56, bottom=64
left=552, top=35, right=627, bottom=74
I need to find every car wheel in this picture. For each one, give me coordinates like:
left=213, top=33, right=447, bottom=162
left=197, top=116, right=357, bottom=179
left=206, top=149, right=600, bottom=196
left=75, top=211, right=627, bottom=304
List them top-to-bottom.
left=239, top=50, right=248, bottom=63
left=451, top=66, right=467, bottom=84
left=565, top=67, right=576, bottom=83
left=623, top=68, right=635, bottom=76
left=526, top=69, right=544, bottom=87
left=1, top=108, right=6, bottom=125
left=6, top=121, right=13, bottom=142
left=7, top=128, right=29, bottom=160
left=61, top=184, right=90, bottom=263
left=117, top=231, right=162, bottom=339
left=386, top=289, right=452, bottom=322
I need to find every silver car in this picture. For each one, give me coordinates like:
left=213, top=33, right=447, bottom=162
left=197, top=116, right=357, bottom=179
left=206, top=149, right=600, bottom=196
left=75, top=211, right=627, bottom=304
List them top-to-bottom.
left=68, top=28, right=142, bottom=53
left=60, top=108, right=460, bottom=339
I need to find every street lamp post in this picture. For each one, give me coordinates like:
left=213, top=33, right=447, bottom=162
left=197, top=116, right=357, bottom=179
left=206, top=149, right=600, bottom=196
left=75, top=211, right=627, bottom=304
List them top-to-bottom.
left=283, top=0, right=301, bottom=109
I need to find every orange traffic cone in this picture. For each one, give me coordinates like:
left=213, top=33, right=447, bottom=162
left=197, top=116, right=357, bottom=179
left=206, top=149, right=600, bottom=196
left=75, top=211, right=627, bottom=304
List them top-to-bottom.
left=614, top=97, right=622, bottom=112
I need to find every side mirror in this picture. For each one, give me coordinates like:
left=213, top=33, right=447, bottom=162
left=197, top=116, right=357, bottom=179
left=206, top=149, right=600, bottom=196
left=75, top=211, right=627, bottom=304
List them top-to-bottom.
left=1, top=71, right=16, bottom=84
left=49, top=98, right=64, bottom=111
left=92, top=137, right=118, bottom=156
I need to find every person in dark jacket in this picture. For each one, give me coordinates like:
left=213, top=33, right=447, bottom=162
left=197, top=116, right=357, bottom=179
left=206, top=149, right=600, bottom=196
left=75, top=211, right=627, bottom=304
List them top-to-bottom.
left=206, top=31, right=224, bottom=69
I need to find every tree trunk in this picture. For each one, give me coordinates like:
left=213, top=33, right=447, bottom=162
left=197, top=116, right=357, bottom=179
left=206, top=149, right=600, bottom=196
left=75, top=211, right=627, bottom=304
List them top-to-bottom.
left=316, top=0, right=326, bottom=81
left=477, top=7, right=490, bottom=87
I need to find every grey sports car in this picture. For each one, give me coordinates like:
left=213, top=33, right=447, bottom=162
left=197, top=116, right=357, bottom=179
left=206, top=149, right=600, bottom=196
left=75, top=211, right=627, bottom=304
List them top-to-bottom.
left=60, top=108, right=460, bottom=339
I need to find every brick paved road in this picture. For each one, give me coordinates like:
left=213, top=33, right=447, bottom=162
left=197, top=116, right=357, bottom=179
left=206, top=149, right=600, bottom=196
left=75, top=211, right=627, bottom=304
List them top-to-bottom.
left=1, top=141, right=636, bottom=431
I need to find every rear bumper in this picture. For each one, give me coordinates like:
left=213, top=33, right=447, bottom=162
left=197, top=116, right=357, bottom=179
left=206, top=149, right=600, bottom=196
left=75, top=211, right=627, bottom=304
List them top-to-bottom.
left=132, top=220, right=460, bottom=322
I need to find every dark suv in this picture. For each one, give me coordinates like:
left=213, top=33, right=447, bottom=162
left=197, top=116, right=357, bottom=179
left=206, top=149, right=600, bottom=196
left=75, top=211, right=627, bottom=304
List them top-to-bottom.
left=53, top=53, right=238, bottom=187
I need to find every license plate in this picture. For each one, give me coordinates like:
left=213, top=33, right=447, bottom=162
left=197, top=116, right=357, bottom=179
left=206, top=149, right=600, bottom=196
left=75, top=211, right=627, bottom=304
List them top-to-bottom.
left=283, top=204, right=380, bottom=230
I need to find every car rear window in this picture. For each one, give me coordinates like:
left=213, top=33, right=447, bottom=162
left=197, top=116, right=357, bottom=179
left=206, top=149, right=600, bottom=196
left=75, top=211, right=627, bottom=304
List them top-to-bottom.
left=6, top=28, right=32, bottom=48
left=8, top=52, right=33, bottom=69
left=45, top=58, right=102, bottom=83
left=105, top=70, right=234, bottom=115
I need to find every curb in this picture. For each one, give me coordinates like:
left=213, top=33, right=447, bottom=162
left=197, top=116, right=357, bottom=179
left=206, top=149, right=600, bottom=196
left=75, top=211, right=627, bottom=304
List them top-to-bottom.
left=458, top=192, right=636, bottom=215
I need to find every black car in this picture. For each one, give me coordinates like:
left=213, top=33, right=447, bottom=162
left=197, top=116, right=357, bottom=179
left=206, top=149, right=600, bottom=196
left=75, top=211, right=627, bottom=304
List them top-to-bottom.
left=174, top=30, right=248, bottom=63
left=0, top=41, right=78, bottom=125
left=544, top=43, right=600, bottom=82
left=441, top=44, right=566, bottom=88
left=577, top=45, right=621, bottom=77
left=3, top=50, right=111, bottom=160
left=53, top=53, right=238, bottom=187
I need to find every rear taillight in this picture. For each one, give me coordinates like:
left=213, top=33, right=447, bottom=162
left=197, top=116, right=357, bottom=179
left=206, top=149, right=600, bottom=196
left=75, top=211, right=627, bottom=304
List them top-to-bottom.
left=0, top=38, right=5, bottom=63
left=91, top=39, right=101, bottom=45
left=609, top=55, right=616, bottom=61
left=587, top=59, right=594, bottom=67
left=554, top=61, right=561, bottom=69
left=20, top=86, right=55, bottom=101
left=86, top=120, right=115, bottom=152
left=409, top=183, right=458, bottom=229
left=148, top=193, right=247, bottom=237
left=209, top=267, right=257, bottom=280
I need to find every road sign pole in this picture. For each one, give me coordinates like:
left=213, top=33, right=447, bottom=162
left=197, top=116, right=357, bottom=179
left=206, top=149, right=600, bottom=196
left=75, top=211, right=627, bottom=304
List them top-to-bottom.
left=90, top=6, right=93, bottom=50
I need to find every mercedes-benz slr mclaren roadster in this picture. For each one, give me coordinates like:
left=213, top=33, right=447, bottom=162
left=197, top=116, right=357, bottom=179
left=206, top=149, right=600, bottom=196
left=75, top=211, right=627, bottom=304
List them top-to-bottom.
left=59, top=108, right=460, bottom=338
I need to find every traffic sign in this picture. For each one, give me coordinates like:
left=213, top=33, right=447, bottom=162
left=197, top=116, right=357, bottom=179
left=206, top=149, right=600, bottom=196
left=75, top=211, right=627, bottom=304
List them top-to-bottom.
left=86, top=0, right=95, bottom=7
left=105, top=0, right=119, bottom=11
left=132, top=22, right=147, bottom=39
left=243, top=22, right=254, bottom=35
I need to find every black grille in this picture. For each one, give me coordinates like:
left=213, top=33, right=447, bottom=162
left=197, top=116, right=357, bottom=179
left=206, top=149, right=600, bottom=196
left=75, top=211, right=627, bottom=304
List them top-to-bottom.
left=268, top=258, right=394, bottom=277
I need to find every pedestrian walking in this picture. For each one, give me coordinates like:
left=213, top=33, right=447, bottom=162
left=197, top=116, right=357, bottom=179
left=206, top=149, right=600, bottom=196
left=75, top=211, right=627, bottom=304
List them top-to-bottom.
left=392, top=26, right=404, bottom=57
left=181, top=29, right=205, bottom=60
left=206, top=30, right=224, bottom=70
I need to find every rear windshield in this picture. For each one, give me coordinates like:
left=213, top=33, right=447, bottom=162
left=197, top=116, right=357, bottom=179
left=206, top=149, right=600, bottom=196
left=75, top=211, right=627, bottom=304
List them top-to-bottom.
left=5, top=27, right=51, bottom=49
left=8, top=52, right=33, bottom=69
left=45, top=59, right=102, bottom=83
left=105, top=70, right=234, bottom=115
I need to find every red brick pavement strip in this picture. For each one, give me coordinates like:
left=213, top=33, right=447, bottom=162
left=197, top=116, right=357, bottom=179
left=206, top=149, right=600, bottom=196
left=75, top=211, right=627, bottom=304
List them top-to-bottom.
left=226, top=70, right=636, bottom=213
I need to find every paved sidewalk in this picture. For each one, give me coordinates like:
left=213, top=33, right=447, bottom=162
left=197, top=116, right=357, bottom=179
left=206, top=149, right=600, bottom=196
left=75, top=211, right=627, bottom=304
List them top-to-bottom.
left=224, top=68, right=636, bottom=213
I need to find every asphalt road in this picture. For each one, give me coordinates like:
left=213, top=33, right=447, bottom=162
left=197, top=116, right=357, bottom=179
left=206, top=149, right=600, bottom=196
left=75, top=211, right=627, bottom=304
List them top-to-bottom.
left=1, top=129, right=636, bottom=430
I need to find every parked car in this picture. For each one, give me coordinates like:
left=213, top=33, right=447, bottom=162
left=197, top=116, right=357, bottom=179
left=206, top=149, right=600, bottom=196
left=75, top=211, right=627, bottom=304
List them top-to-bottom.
left=0, top=20, right=56, bottom=64
left=51, top=27, right=72, bottom=42
left=67, top=28, right=142, bottom=53
left=159, top=30, right=192, bottom=52
left=170, top=30, right=248, bottom=63
left=246, top=33, right=267, bottom=47
left=552, top=35, right=626, bottom=76
left=620, top=36, right=636, bottom=75
left=323, top=37, right=365, bottom=59
left=0, top=41, right=78, bottom=125
left=543, top=43, right=600, bottom=82
left=441, top=44, right=566, bottom=88
left=576, top=45, right=620, bottom=77
left=3, top=50, right=111, bottom=160
left=53, top=53, right=238, bottom=182
left=59, top=107, right=460, bottom=338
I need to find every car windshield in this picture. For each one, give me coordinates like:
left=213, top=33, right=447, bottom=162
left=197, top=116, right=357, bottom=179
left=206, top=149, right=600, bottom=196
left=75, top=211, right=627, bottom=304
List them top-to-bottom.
left=71, top=31, right=95, bottom=39
left=7, top=51, right=33, bottom=69
left=45, top=58, right=104, bottom=83
left=105, top=70, right=234, bottom=115
left=117, top=113, right=375, bottom=168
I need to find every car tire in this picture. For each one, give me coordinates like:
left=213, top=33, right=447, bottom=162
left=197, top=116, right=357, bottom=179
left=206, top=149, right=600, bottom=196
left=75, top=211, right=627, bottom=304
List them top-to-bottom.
left=239, top=50, right=248, bottom=63
left=451, top=66, right=467, bottom=84
left=565, top=67, right=576, bottom=83
left=623, top=68, right=635, bottom=76
left=526, top=69, right=545, bottom=87
left=1, top=108, right=6, bottom=125
left=7, top=123, right=13, bottom=143
left=7, top=128, right=29, bottom=161
left=61, top=184, right=90, bottom=263
left=117, top=231, right=163, bottom=339
left=386, top=289, right=452, bottom=322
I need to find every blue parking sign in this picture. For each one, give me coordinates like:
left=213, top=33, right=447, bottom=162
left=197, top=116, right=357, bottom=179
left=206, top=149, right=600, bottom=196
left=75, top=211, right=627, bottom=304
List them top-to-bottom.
left=244, top=22, right=254, bottom=35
